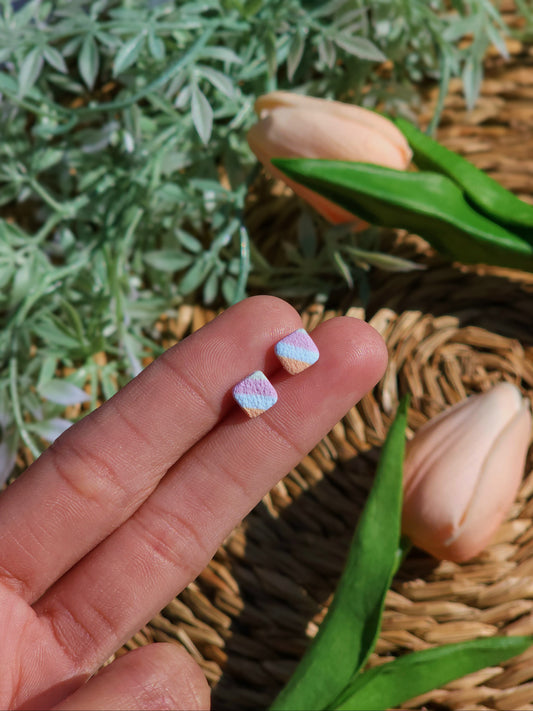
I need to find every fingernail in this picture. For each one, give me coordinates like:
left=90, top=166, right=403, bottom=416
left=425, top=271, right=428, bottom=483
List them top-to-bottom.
left=275, top=328, right=319, bottom=375
left=232, top=370, right=278, bottom=418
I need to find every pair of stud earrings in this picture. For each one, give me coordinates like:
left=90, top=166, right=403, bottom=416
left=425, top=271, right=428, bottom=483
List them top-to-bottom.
left=232, top=328, right=319, bottom=418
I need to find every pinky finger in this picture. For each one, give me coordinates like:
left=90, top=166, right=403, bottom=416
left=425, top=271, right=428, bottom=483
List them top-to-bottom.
left=51, top=643, right=209, bottom=711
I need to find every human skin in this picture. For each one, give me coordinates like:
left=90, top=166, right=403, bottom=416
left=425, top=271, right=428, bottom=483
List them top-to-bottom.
left=0, top=296, right=387, bottom=710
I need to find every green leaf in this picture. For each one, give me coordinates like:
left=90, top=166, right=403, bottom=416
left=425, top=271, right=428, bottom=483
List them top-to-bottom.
left=147, top=30, right=166, bottom=61
left=287, top=32, right=305, bottom=80
left=113, top=33, right=146, bottom=76
left=78, top=34, right=99, bottom=89
left=333, top=35, right=386, bottom=62
left=43, top=45, right=67, bottom=74
left=18, top=46, right=44, bottom=97
left=198, top=46, right=243, bottom=65
left=462, top=54, right=484, bottom=111
left=197, top=65, right=236, bottom=98
left=191, top=83, right=213, bottom=144
left=395, top=117, right=533, bottom=230
left=32, top=148, right=64, bottom=173
left=272, top=158, right=533, bottom=271
left=297, top=211, right=318, bottom=259
left=175, top=230, right=203, bottom=254
left=343, top=245, right=425, bottom=272
left=332, top=249, right=354, bottom=287
left=143, top=250, right=193, bottom=272
left=179, top=258, right=212, bottom=294
left=203, top=267, right=219, bottom=304
left=221, top=274, right=238, bottom=303
left=33, top=316, right=83, bottom=352
left=39, top=379, right=90, bottom=406
left=270, top=398, right=408, bottom=711
left=29, top=418, right=73, bottom=443
left=334, top=636, right=533, bottom=710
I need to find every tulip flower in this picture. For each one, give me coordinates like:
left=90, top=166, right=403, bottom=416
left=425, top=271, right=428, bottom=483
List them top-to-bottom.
left=247, top=91, right=412, bottom=226
left=402, top=382, right=531, bottom=562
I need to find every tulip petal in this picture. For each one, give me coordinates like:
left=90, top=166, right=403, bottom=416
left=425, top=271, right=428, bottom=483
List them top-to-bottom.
left=254, top=91, right=412, bottom=164
left=247, top=102, right=411, bottom=226
left=249, top=107, right=410, bottom=170
left=247, top=125, right=361, bottom=224
left=402, top=383, right=530, bottom=562
left=404, top=384, right=522, bottom=506
left=444, top=401, right=531, bottom=561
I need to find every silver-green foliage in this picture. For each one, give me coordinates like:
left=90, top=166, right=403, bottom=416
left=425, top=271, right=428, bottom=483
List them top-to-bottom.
left=0, top=0, right=524, bottom=478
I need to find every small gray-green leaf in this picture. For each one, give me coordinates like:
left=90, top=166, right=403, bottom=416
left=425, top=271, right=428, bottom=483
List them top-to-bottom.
left=148, top=30, right=166, bottom=61
left=287, top=32, right=305, bottom=81
left=113, top=33, right=145, bottom=76
left=78, top=34, right=99, bottom=89
left=333, top=35, right=386, bottom=62
left=43, top=45, right=67, bottom=74
left=18, top=46, right=44, bottom=97
left=199, top=46, right=243, bottom=65
left=462, top=55, right=483, bottom=110
left=197, top=65, right=235, bottom=98
left=191, top=84, right=213, bottom=145
left=32, top=148, right=64, bottom=173
left=297, top=211, right=317, bottom=259
left=175, top=229, right=203, bottom=254
left=344, top=245, right=425, bottom=272
left=333, top=249, right=354, bottom=287
left=143, top=250, right=193, bottom=272
left=179, top=259, right=211, bottom=294
left=203, top=268, right=219, bottom=304
left=222, top=274, right=238, bottom=304
left=39, top=379, right=90, bottom=406
left=29, top=418, right=73, bottom=443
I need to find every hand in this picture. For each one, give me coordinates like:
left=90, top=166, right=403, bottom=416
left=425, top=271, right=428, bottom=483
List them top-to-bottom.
left=0, top=297, right=387, bottom=710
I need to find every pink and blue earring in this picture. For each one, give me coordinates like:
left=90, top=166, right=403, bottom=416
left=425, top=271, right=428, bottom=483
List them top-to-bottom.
left=274, top=328, right=319, bottom=375
left=232, top=329, right=319, bottom=418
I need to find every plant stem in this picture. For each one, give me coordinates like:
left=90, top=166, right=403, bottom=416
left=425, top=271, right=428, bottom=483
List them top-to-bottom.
left=9, top=355, right=40, bottom=459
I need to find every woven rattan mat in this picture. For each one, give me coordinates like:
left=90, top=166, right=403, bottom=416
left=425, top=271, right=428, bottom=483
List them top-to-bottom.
left=118, top=9, right=533, bottom=711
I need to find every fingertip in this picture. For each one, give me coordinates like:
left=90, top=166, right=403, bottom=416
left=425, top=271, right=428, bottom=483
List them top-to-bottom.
left=229, top=294, right=301, bottom=325
left=310, top=315, right=388, bottom=391
left=339, top=316, right=388, bottom=386
left=52, top=643, right=210, bottom=711
left=144, top=643, right=210, bottom=711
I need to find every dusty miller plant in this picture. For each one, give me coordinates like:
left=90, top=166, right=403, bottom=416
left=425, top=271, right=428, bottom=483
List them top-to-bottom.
left=0, top=0, right=527, bottom=479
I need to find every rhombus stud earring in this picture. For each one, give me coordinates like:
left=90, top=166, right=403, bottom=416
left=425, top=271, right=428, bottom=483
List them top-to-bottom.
left=275, top=328, right=319, bottom=375
left=232, top=370, right=278, bottom=418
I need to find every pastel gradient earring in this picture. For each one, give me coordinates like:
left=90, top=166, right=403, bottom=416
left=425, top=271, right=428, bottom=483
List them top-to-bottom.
left=275, top=328, right=319, bottom=375
left=232, top=370, right=278, bottom=418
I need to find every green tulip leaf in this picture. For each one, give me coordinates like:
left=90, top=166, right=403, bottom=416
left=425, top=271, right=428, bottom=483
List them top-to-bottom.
left=395, top=116, right=533, bottom=231
left=272, top=158, right=533, bottom=271
left=270, top=397, right=408, bottom=711
left=332, top=636, right=533, bottom=711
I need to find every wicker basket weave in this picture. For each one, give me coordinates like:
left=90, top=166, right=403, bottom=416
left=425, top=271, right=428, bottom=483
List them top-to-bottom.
left=118, top=11, right=533, bottom=709
left=118, top=255, right=533, bottom=711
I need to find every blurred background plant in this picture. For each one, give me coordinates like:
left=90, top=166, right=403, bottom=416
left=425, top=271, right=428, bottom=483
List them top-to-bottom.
left=0, top=0, right=530, bottom=479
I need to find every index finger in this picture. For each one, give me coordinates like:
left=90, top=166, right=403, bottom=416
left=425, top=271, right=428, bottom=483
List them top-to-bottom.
left=0, top=296, right=303, bottom=603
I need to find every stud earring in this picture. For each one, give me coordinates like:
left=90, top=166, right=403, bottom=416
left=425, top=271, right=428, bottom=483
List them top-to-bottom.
left=275, top=328, right=319, bottom=375
left=232, top=370, right=278, bottom=418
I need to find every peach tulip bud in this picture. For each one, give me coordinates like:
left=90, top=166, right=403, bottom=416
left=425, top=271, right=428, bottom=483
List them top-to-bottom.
left=247, top=91, right=412, bottom=226
left=402, top=383, right=531, bottom=562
